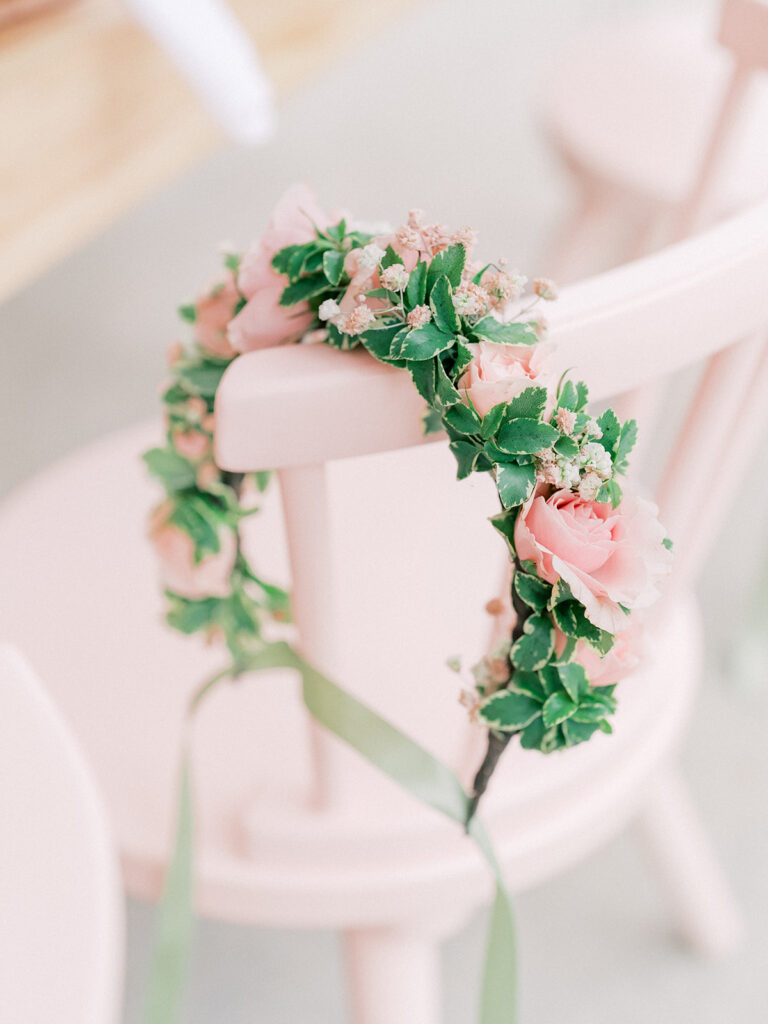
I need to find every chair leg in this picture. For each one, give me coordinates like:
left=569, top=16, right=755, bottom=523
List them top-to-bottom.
left=634, top=765, right=744, bottom=957
left=343, top=926, right=442, bottom=1024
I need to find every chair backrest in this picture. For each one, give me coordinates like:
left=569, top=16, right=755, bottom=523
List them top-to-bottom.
left=675, top=0, right=768, bottom=236
left=719, top=0, right=768, bottom=72
left=214, top=198, right=768, bottom=799
left=0, top=644, right=123, bottom=1024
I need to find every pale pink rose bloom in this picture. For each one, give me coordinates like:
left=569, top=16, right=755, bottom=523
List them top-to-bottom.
left=228, top=184, right=329, bottom=352
left=338, top=234, right=419, bottom=314
left=195, top=273, right=239, bottom=358
left=457, top=340, right=556, bottom=418
left=172, top=429, right=210, bottom=462
left=514, top=488, right=672, bottom=634
left=149, top=503, right=236, bottom=600
left=554, top=626, right=642, bottom=686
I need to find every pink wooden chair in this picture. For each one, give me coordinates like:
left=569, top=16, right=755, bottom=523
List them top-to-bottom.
left=543, top=0, right=768, bottom=280
left=0, top=196, right=766, bottom=1021
left=0, top=643, right=123, bottom=1024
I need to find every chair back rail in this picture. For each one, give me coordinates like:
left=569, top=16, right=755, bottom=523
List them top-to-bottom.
left=673, top=0, right=768, bottom=239
left=216, top=198, right=768, bottom=472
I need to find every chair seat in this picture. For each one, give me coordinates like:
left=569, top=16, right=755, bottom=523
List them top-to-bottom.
left=543, top=10, right=768, bottom=210
left=0, top=422, right=698, bottom=930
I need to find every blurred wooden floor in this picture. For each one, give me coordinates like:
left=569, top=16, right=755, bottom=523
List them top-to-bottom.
left=0, top=0, right=413, bottom=303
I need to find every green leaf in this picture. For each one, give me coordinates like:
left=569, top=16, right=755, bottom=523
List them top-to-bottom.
left=325, top=219, right=347, bottom=244
left=271, top=243, right=302, bottom=275
left=426, top=244, right=465, bottom=291
left=382, top=245, right=404, bottom=269
left=287, top=246, right=309, bottom=281
left=322, top=249, right=345, bottom=286
left=405, top=260, right=427, bottom=308
left=279, top=272, right=328, bottom=307
left=429, top=274, right=460, bottom=334
left=178, top=304, right=196, bottom=323
left=472, top=318, right=537, bottom=345
left=361, top=323, right=405, bottom=363
left=392, top=323, right=455, bottom=361
left=453, top=339, right=474, bottom=374
left=435, top=357, right=462, bottom=407
left=409, top=360, right=436, bottom=403
left=176, top=361, right=228, bottom=398
left=557, top=379, right=577, bottom=410
left=575, top=381, right=589, bottom=409
left=162, top=383, right=192, bottom=406
left=501, top=386, right=548, bottom=421
left=443, top=402, right=481, bottom=435
left=480, top=403, right=506, bottom=439
left=422, top=407, right=444, bottom=435
left=597, top=408, right=621, bottom=453
left=496, top=418, right=560, bottom=455
left=614, top=418, right=638, bottom=472
left=554, top=434, right=580, bottom=458
left=450, top=439, right=482, bottom=480
left=483, top=440, right=524, bottom=465
left=143, top=448, right=197, bottom=491
left=496, top=462, right=536, bottom=508
left=253, top=470, right=272, bottom=493
left=597, top=478, right=623, bottom=508
left=168, top=501, right=221, bottom=561
left=490, top=509, right=517, bottom=551
left=663, top=536, right=674, bottom=551
left=514, top=572, right=551, bottom=611
left=548, top=577, right=574, bottom=608
left=165, top=594, right=221, bottom=634
left=552, top=599, right=601, bottom=643
left=510, top=613, right=555, bottom=671
left=550, top=635, right=577, bottom=666
left=557, top=662, right=590, bottom=703
left=538, top=665, right=562, bottom=696
left=509, top=670, right=547, bottom=702
left=479, top=689, right=541, bottom=731
left=542, top=690, right=578, bottom=728
left=519, top=714, right=548, bottom=751
left=562, top=718, right=602, bottom=746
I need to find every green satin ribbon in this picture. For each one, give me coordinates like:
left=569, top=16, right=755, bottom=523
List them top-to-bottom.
left=145, top=641, right=516, bottom=1023
left=144, top=752, right=194, bottom=1024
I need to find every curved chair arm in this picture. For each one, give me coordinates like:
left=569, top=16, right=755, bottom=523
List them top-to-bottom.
left=215, top=198, right=768, bottom=472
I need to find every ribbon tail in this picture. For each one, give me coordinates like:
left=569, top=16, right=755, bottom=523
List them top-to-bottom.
left=143, top=751, right=195, bottom=1024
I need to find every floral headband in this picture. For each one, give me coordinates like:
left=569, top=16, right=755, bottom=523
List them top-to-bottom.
left=143, top=184, right=672, bottom=1024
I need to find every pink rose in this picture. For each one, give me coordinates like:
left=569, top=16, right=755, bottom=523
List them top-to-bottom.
left=227, top=184, right=330, bottom=352
left=194, top=273, right=239, bottom=359
left=457, top=340, right=555, bottom=418
left=172, top=429, right=210, bottom=462
left=514, top=488, right=672, bottom=634
left=149, top=502, right=235, bottom=600
left=554, top=626, right=642, bottom=686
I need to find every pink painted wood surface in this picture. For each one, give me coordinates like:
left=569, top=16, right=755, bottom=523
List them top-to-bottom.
left=719, top=0, right=768, bottom=71
left=542, top=9, right=768, bottom=219
left=0, top=644, right=123, bottom=1023
left=635, top=766, right=744, bottom=957
left=344, top=927, right=441, bottom=1024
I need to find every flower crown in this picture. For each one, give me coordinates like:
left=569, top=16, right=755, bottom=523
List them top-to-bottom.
left=142, top=184, right=672, bottom=1022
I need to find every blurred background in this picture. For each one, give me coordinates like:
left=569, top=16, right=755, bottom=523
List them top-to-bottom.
left=2, top=0, right=767, bottom=1021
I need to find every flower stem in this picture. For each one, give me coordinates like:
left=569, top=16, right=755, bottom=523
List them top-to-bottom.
left=466, top=554, right=531, bottom=827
